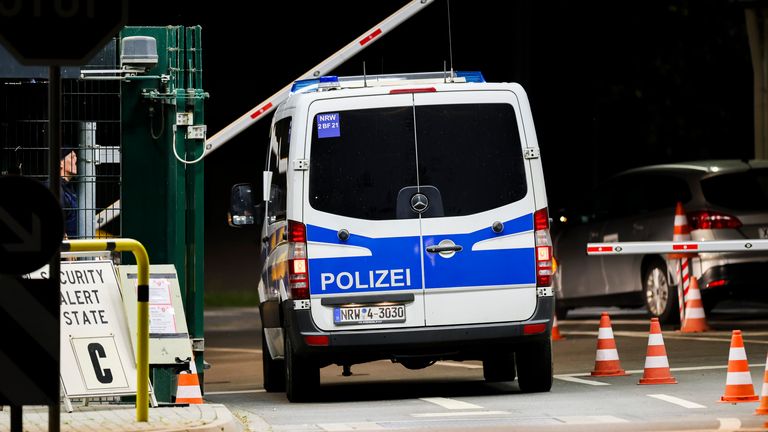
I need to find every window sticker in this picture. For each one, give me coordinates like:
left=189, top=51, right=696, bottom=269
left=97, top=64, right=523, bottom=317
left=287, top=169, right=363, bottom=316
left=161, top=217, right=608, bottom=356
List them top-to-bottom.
left=317, top=112, right=340, bottom=138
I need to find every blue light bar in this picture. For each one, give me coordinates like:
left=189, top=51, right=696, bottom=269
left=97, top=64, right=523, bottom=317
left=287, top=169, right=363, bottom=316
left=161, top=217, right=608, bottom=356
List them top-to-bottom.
left=290, top=71, right=486, bottom=94
left=455, top=71, right=485, bottom=83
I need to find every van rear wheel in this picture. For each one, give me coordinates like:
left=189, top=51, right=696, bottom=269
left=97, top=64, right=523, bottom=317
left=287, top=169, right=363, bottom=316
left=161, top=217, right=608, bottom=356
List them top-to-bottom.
left=262, top=331, right=285, bottom=392
left=285, top=335, right=319, bottom=402
left=516, top=339, right=553, bottom=393
left=483, top=350, right=516, bottom=382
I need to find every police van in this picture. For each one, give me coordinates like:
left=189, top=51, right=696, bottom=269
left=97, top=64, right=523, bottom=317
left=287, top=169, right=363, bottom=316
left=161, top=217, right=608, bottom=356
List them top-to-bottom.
left=229, top=71, right=554, bottom=401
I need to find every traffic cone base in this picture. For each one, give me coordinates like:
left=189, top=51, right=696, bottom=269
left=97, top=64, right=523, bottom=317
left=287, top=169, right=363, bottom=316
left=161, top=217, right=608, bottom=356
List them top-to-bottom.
left=591, top=312, right=628, bottom=377
left=638, top=318, right=677, bottom=385
left=720, top=330, right=759, bottom=403
left=176, top=359, right=204, bottom=404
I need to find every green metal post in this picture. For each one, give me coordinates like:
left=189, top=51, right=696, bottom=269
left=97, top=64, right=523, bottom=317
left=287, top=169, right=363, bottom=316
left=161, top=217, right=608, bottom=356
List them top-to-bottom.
left=120, top=25, right=207, bottom=402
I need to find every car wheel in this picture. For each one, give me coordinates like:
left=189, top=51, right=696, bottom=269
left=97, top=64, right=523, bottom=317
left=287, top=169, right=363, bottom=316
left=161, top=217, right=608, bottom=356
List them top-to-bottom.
left=643, top=260, right=678, bottom=324
left=262, top=331, right=285, bottom=392
left=285, top=335, right=319, bottom=402
left=516, top=339, right=553, bottom=393
left=483, top=350, right=516, bottom=382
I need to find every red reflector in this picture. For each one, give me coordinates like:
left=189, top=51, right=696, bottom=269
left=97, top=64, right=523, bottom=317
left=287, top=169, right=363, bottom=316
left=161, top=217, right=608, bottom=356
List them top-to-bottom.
left=359, top=28, right=382, bottom=46
left=389, top=87, right=437, bottom=94
left=250, top=102, right=273, bottom=119
left=534, top=208, right=549, bottom=231
left=672, top=244, right=698, bottom=251
left=587, top=246, right=613, bottom=253
left=707, top=279, right=727, bottom=288
left=524, top=323, right=547, bottom=335
left=304, top=335, right=329, bottom=346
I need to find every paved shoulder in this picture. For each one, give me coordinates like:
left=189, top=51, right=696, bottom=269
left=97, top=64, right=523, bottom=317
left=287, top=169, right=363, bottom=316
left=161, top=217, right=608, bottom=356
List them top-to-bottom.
left=0, top=403, right=244, bottom=432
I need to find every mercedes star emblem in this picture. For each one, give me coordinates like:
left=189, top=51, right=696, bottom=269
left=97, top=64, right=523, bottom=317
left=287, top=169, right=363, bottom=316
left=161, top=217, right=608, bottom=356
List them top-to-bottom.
left=410, top=193, right=429, bottom=213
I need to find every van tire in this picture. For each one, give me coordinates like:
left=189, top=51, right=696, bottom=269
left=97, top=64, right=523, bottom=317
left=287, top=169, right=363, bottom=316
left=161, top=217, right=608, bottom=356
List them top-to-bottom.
left=643, top=259, right=678, bottom=325
left=262, top=331, right=285, bottom=392
left=285, top=335, right=319, bottom=402
left=516, top=339, right=553, bottom=393
left=483, top=350, right=516, bottom=382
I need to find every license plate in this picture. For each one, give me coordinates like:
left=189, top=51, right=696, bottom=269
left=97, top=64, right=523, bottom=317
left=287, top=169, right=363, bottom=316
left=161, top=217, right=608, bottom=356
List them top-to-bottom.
left=334, top=305, right=406, bottom=325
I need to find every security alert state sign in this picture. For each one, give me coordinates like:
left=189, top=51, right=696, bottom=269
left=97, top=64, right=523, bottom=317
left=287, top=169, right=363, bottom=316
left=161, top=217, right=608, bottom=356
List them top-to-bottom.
left=26, top=260, right=138, bottom=399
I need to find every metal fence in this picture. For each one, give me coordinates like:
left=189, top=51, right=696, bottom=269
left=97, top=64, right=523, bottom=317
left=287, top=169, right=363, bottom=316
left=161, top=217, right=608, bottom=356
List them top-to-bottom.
left=0, top=53, right=122, bottom=239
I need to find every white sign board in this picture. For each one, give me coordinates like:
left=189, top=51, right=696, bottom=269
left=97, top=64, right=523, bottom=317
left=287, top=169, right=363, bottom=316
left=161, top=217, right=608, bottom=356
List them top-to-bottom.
left=27, top=261, right=138, bottom=398
left=117, top=265, right=194, bottom=365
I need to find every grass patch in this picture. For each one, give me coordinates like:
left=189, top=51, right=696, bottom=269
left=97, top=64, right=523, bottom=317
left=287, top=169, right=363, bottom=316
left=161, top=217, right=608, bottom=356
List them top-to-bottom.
left=204, top=291, right=260, bottom=307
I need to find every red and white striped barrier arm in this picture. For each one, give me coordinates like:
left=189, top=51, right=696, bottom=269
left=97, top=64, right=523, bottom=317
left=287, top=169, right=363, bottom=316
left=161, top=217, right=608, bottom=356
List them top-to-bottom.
left=203, top=0, right=436, bottom=157
left=586, top=239, right=768, bottom=255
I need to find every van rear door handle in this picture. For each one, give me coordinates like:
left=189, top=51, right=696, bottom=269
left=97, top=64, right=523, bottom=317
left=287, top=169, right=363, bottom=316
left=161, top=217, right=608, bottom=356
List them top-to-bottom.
left=426, top=245, right=463, bottom=253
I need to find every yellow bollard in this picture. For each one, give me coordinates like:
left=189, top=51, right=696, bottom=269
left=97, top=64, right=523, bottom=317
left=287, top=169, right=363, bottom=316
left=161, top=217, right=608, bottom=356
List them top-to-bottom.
left=62, top=239, right=150, bottom=422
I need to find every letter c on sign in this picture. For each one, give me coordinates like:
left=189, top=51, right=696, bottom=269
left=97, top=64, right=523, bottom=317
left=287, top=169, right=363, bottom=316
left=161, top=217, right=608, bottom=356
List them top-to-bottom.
left=88, top=342, right=113, bottom=384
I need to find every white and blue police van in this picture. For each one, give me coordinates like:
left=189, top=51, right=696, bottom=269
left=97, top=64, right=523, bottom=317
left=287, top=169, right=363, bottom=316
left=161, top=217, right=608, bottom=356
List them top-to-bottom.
left=229, top=71, right=555, bottom=401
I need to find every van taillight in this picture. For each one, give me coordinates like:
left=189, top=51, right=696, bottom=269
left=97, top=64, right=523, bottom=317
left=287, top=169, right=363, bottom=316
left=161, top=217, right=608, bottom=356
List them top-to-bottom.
left=534, top=208, right=553, bottom=287
left=687, top=210, right=742, bottom=230
left=288, top=220, right=309, bottom=300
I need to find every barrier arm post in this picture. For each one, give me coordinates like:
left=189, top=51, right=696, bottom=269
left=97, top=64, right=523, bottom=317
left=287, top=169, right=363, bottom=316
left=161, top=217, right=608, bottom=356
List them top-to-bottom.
left=62, top=239, right=150, bottom=422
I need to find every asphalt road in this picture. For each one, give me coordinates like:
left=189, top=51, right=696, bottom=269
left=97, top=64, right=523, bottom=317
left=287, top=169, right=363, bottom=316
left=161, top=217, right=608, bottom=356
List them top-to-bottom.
left=203, top=304, right=768, bottom=432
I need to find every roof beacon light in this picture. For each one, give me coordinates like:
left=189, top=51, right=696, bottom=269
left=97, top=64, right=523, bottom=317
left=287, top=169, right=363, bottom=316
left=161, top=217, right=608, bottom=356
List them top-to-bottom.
left=318, top=76, right=340, bottom=91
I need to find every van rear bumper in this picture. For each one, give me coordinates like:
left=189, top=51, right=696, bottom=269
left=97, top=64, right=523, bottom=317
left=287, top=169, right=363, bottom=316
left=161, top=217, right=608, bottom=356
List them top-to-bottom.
left=283, top=296, right=554, bottom=364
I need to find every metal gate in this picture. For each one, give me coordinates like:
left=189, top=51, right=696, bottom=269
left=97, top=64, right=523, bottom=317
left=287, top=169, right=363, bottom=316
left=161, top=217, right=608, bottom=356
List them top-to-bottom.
left=0, top=42, right=121, bottom=239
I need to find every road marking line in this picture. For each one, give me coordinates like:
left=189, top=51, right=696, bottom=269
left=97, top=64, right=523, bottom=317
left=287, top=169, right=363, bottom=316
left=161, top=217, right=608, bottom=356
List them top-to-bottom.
left=565, top=330, right=768, bottom=345
left=205, top=347, right=262, bottom=354
left=435, top=361, right=483, bottom=369
left=557, top=363, right=766, bottom=377
left=553, top=375, right=610, bottom=386
left=204, top=389, right=266, bottom=395
left=647, top=394, right=706, bottom=409
left=420, top=397, right=483, bottom=410
left=412, top=411, right=508, bottom=418
left=555, top=415, right=629, bottom=424
left=717, top=418, right=741, bottom=431
left=318, top=422, right=385, bottom=431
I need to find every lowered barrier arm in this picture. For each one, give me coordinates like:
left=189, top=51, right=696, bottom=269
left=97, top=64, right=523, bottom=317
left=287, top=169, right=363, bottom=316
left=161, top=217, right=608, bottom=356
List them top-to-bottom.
left=61, top=239, right=150, bottom=422
left=586, top=239, right=768, bottom=255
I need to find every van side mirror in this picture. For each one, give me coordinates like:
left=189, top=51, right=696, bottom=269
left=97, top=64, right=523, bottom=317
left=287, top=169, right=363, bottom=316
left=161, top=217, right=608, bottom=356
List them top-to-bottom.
left=228, top=183, right=263, bottom=227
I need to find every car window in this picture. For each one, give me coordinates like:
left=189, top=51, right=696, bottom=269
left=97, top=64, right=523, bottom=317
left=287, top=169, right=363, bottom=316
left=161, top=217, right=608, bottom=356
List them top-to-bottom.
left=414, top=103, right=527, bottom=217
left=309, top=106, right=417, bottom=220
left=268, top=117, right=291, bottom=224
left=701, top=169, right=768, bottom=210
left=594, top=173, right=691, bottom=219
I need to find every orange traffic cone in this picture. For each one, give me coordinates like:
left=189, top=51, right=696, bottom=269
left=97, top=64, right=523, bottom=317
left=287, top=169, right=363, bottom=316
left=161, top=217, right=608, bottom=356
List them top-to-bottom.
left=668, top=201, right=695, bottom=259
left=681, top=276, right=709, bottom=333
left=591, top=312, right=628, bottom=376
left=552, top=316, right=565, bottom=341
left=639, top=318, right=677, bottom=385
left=720, top=330, right=759, bottom=403
left=756, top=353, right=768, bottom=414
left=176, top=358, right=204, bottom=404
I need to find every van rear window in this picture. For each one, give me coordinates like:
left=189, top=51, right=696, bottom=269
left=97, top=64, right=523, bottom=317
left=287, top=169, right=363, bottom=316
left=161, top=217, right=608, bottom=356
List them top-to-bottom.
left=309, top=103, right=527, bottom=220
left=309, top=106, right=417, bottom=220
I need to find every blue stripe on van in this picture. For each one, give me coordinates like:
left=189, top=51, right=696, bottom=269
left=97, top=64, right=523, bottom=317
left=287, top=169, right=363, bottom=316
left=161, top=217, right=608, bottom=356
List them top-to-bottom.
left=306, top=213, right=535, bottom=295
left=423, top=213, right=535, bottom=288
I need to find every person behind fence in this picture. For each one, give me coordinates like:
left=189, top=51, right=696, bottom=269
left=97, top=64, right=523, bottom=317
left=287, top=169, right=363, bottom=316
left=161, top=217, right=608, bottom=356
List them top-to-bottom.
left=59, top=149, right=78, bottom=238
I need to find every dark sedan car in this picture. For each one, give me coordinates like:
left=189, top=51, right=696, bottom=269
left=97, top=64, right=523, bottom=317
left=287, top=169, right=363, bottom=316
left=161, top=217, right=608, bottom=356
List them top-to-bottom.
left=553, top=160, right=768, bottom=323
